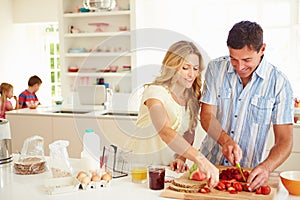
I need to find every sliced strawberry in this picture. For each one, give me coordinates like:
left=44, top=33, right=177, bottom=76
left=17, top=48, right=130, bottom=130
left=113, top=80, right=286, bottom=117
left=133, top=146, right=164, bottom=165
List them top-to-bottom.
left=216, top=182, right=226, bottom=191
left=225, top=182, right=232, bottom=189
left=233, top=182, right=243, bottom=191
left=242, top=183, right=250, bottom=192
left=227, top=186, right=236, bottom=192
left=204, top=187, right=211, bottom=193
left=255, top=187, right=262, bottom=194
left=199, top=188, right=208, bottom=193
left=229, top=190, right=238, bottom=194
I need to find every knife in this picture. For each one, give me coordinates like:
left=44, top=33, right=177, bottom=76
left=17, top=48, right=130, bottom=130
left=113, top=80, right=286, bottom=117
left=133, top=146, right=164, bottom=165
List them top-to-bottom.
left=236, top=162, right=247, bottom=182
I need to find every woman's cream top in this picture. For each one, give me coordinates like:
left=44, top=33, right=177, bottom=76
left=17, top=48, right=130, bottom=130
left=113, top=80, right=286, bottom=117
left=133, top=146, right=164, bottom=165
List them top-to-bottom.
left=125, top=85, right=191, bottom=166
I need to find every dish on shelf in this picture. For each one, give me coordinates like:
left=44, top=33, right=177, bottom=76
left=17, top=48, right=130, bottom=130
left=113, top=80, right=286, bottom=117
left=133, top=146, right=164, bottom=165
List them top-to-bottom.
left=88, top=23, right=110, bottom=32
left=119, top=26, right=127, bottom=31
left=68, top=48, right=87, bottom=53
left=109, top=65, right=118, bottom=72
left=122, top=65, right=131, bottom=71
left=68, top=67, right=79, bottom=73
left=98, top=69, right=110, bottom=73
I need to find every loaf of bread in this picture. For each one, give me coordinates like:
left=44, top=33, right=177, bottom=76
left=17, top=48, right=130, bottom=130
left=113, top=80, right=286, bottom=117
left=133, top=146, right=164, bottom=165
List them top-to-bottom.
left=14, top=157, right=46, bottom=175
left=168, top=172, right=206, bottom=193
left=168, top=183, right=201, bottom=193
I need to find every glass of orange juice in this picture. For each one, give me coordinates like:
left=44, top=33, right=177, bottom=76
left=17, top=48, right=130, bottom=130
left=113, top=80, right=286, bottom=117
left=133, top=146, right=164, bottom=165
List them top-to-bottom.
left=131, top=165, right=147, bottom=183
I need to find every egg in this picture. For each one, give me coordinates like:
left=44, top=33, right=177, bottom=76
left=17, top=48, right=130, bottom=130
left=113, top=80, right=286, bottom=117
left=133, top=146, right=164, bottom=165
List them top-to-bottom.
left=89, top=170, right=97, bottom=176
left=77, top=171, right=88, bottom=180
left=101, top=173, right=112, bottom=181
left=91, top=174, right=101, bottom=182
left=81, top=176, right=91, bottom=184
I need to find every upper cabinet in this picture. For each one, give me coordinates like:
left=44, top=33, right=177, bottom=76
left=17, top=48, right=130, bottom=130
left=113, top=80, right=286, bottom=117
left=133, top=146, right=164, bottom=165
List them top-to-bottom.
left=59, top=0, right=136, bottom=100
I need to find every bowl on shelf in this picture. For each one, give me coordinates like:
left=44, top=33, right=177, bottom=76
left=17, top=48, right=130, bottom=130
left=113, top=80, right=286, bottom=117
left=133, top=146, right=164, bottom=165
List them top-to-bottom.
left=119, top=26, right=127, bottom=31
left=68, top=48, right=87, bottom=53
left=109, top=65, right=118, bottom=72
left=68, top=66, right=79, bottom=73
left=99, top=69, right=110, bottom=73
left=26, top=101, right=39, bottom=109
left=280, top=171, right=300, bottom=196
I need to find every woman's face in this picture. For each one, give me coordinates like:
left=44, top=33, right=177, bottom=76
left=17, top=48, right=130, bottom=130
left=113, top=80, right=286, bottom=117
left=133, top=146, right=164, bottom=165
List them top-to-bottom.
left=175, top=53, right=199, bottom=89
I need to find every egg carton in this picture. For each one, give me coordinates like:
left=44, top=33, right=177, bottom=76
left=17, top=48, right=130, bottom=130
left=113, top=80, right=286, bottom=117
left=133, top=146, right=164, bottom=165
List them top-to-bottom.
left=76, top=169, right=112, bottom=190
left=44, top=176, right=80, bottom=195
left=79, top=179, right=110, bottom=190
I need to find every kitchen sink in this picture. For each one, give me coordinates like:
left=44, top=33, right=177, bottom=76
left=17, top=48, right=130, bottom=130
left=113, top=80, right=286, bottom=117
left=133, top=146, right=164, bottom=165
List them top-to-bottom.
left=51, top=110, right=91, bottom=114
left=102, top=112, right=138, bottom=116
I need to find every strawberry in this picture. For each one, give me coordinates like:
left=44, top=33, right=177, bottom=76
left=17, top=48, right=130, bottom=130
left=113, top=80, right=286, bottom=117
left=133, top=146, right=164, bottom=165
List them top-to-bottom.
left=216, top=182, right=226, bottom=191
left=225, top=182, right=232, bottom=189
left=233, top=182, right=243, bottom=191
left=242, top=183, right=250, bottom=192
left=261, top=185, right=271, bottom=195
left=227, top=186, right=236, bottom=192
left=204, top=187, right=211, bottom=193
left=255, top=187, right=262, bottom=194
left=199, top=188, right=208, bottom=193
left=229, top=190, right=238, bottom=194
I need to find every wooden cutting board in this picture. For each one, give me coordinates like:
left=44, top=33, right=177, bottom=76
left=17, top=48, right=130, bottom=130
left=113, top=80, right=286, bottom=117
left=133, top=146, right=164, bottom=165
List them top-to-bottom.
left=161, top=166, right=280, bottom=200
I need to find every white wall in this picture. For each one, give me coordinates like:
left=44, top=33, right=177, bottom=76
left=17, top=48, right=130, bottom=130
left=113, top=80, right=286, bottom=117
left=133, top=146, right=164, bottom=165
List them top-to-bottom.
left=0, top=0, right=52, bottom=105
left=12, top=0, right=58, bottom=23
left=134, top=0, right=210, bottom=90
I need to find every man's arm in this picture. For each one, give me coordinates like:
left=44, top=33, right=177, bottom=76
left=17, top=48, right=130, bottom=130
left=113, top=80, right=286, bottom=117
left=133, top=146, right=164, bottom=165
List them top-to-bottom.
left=200, top=103, right=242, bottom=165
left=247, top=124, right=293, bottom=190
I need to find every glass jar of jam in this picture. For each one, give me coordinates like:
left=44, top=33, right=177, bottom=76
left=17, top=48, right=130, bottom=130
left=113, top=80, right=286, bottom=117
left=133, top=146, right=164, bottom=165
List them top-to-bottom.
left=148, top=166, right=165, bottom=190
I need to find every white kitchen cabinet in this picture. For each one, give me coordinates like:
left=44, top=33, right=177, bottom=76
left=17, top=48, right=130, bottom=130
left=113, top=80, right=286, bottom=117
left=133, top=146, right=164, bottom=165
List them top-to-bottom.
left=59, top=0, right=136, bottom=102
left=6, top=115, right=53, bottom=156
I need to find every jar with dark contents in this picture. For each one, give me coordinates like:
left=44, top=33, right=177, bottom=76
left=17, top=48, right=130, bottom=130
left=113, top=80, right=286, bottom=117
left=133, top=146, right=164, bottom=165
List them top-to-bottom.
left=148, top=166, right=165, bottom=190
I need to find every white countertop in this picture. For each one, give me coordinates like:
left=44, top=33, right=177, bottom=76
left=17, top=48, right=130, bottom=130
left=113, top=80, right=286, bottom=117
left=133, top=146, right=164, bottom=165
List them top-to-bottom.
left=6, top=105, right=138, bottom=119
left=0, top=157, right=299, bottom=200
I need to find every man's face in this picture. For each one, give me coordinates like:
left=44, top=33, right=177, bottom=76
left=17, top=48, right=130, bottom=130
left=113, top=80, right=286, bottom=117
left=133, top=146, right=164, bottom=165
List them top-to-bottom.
left=229, top=44, right=265, bottom=83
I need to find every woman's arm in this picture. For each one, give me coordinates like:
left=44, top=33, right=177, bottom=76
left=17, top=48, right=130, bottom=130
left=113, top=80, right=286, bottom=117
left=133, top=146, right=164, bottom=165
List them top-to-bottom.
left=145, top=98, right=219, bottom=187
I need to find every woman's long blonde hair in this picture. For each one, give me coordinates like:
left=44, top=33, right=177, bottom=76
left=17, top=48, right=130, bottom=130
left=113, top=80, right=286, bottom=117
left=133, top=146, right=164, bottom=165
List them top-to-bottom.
left=152, top=40, right=204, bottom=131
left=0, top=83, right=13, bottom=114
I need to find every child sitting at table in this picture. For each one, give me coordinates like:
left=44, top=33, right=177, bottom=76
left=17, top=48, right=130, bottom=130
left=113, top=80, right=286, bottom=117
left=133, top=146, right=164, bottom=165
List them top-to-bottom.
left=18, top=75, right=42, bottom=108
left=0, top=82, right=19, bottom=119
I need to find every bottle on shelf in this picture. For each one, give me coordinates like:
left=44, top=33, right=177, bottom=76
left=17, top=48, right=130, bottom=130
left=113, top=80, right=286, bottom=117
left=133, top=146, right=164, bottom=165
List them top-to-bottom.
left=81, top=129, right=101, bottom=171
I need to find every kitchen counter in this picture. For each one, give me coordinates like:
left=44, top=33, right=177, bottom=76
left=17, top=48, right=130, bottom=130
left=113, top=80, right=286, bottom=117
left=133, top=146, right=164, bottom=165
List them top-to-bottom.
left=5, top=105, right=138, bottom=119
left=0, top=157, right=299, bottom=200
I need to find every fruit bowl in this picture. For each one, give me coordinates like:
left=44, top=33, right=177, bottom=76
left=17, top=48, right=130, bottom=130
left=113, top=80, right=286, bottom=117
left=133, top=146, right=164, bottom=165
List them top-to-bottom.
left=280, top=171, right=300, bottom=196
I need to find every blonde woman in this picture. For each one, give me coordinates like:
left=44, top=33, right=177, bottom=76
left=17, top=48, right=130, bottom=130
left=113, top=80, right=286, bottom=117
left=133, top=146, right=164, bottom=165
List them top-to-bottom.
left=131, top=41, right=219, bottom=187
left=0, top=83, right=19, bottom=119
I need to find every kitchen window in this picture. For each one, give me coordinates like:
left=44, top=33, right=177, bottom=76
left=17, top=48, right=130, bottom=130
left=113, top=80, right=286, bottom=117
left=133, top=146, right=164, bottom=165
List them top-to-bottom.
left=44, top=24, right=61, bottom=101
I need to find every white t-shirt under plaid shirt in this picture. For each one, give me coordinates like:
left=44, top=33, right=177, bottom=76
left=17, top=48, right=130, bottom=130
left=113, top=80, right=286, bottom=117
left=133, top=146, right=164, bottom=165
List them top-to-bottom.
left=200, top=55, right=294, bottom=168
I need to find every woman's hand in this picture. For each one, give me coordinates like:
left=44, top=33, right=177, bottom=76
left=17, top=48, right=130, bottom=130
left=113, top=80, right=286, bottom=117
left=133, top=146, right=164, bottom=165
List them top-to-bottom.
left=196, top=155, right=219, bottom=188
left=170, top=158, right=188, bottom=173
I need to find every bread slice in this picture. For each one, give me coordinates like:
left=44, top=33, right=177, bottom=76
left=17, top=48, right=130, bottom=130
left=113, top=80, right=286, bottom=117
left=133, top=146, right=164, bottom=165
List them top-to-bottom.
left=173, top=178, right=206, bottom=188
left=168, top=183, right=200, bottom=193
